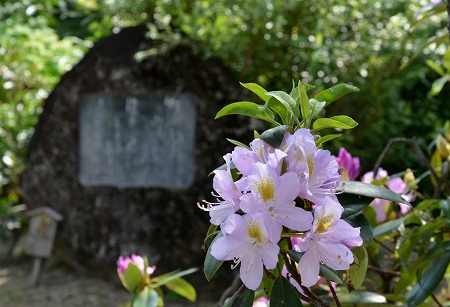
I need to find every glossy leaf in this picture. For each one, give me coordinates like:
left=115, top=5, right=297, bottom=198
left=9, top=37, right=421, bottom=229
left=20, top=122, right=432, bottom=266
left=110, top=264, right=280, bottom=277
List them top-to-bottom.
left=240, top=82, right=270, bottom=102
left=313, top=83, right=360, bottom=107
left=265, top=90, right=300, bottom=119
left=263, top=97, right=289, bottom=125
left=308, top=98, right=326, bottom=120
left=215, top=101, right=279, bottom=125
left=312, top=115, right=358, bottom=131
left=260, top=125, right=289, bottom=148
left=315, top=133, right=342, bottom=147
left=342, top=180, right=410, bottom=205
left=338, top=193, right=373, bottom=218
left=344, top=212, right=373, bottom=243
left=372, top=217, right=405, bottom=237
left=204, top=232, right=224, bottom=281
left=347, top=246, right=368, bottom=290
left=286, top=250, right=304, bottom=263
left=407, top=251, right=450, bottom=306
left=319, top=264, right=344, bottom=284
left=270, top=276, right=303, bottom=307
left=165, top=277, right=196, bottom=302
left=224, top=285, right=255, bottom=307
left=339, top=291, right=387, bottom=303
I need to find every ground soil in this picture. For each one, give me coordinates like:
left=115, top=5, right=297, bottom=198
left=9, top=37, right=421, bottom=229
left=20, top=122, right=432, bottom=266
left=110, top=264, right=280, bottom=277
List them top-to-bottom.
left=0, top=259, right=217, bottom=307
left=0, top=260, right=131, bottom=307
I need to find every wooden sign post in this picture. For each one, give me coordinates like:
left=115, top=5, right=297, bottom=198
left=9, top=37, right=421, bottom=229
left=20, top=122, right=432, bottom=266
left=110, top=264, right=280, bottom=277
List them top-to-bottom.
left=25, top=206, right=63, bottom=286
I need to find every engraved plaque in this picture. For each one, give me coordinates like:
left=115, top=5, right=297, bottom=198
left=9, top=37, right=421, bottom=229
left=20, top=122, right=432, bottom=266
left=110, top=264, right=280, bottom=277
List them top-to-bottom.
left=79, top=94, right=196, bottom=188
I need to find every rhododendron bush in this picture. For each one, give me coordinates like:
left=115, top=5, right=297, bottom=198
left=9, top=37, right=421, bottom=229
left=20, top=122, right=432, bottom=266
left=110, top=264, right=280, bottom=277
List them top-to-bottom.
left=199, top=80, right=416, bottom=306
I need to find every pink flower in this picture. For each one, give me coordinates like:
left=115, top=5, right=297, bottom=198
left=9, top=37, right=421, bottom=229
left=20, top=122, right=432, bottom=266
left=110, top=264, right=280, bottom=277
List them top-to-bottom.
left=282, top=129, right=341, bottom=206
left=231, top=139, right=286, bottom=178
left=335, top=148, right=360, bottom=181
left=202, top=153, right=243, bottom=225
left=240, top=162, right=313, bottom=234
left=362, top=169, right=415, bottom=222
left=294, top=198, right=362, bottom=287
left=211, top=213, right=280, bottom=290
left=117, top=254, right=155, bottom=276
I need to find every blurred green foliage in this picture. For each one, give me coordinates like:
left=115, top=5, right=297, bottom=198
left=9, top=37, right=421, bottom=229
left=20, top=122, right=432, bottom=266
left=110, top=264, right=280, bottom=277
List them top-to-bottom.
left=0, top=0, right=449, bottom=236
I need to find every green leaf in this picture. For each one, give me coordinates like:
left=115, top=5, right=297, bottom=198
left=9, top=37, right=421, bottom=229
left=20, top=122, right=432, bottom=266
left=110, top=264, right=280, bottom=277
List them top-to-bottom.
left=443, top=49, right=450, bottom=70
left=426, top=59, right=445, bottom=76
left=430, top=75, right=450, bottom=96
left=297, top=80, right=310, bottom=124
left=240, top=82, right=270, bottom=102
left=314, top=83, right=360, bottom=107
left=266, top=90, right=300, bottom=119
left=265, top=96, right=291, bottom=124
left=308, top=98, right=326, bottom=120
left=215, top=101, right=279, bottom=125
left=312, top=115, right=358, bottom=131
left=259, top=125, right=289, bottom=148
left=254, top=130, right=260, bottom=139
left=315, top=133, right=341, bottom=147
left=226, top=138, right=250, bottom=149
left=342, top=180, right=411, bottom=205
left=338, top=193, right=373, bottom=218
left=344, top=212, right=373, bottom=243
left=372, top=217, right=405, bottom=237
left=398, top=227, right=420, bottom=266
left=204, top=232, right=224, bottom=281
left=347, top=246, right=368, bottom=290
left=286, top=250, right=304, bottom=263
left=407, top=251, right=450, bottom=306
left=124, top=263, right=144, bottom=294
left=319, top=264, right=344, bottom=284
left=394, top=267, right=416, bottom=295
left=151, top=268, right=198, bottom=288
left=270, top=276, right=303, bottom=307
left=165, top=277, right=196, bottom=302
left=224, top=285, right=255, bottom=307
left=133, top=287, right=159, bottom=307
left=338, top=291, right=387, bottom=304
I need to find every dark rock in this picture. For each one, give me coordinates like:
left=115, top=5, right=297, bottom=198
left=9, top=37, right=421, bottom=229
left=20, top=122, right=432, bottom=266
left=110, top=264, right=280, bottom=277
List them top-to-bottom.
left=21, top=25, right=257, bottom=300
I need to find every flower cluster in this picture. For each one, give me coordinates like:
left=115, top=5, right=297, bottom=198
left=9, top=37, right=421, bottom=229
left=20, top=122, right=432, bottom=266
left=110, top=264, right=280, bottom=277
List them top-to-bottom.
left=201, top=129, right=363, bottom=290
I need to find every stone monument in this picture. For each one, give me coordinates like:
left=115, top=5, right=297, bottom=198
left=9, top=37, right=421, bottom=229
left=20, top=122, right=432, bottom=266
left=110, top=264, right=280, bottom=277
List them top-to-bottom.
left=21, top=25, right=256, bottom=300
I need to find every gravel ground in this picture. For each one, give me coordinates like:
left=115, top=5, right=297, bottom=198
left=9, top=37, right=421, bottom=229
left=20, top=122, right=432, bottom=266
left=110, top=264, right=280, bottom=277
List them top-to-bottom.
left=0, top=260, right=218, bottom=307
left=0, top=261, right=130, bottom=307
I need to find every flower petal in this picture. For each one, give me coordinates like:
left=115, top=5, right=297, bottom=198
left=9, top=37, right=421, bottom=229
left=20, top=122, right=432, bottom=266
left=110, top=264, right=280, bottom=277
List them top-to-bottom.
left=275, top=204, right=313, bottom=232
left=315, top=241, right=354, bottom=270
left=298, top=249, right=320, bottom=287
left=240, top=252, right=264, bottom=290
